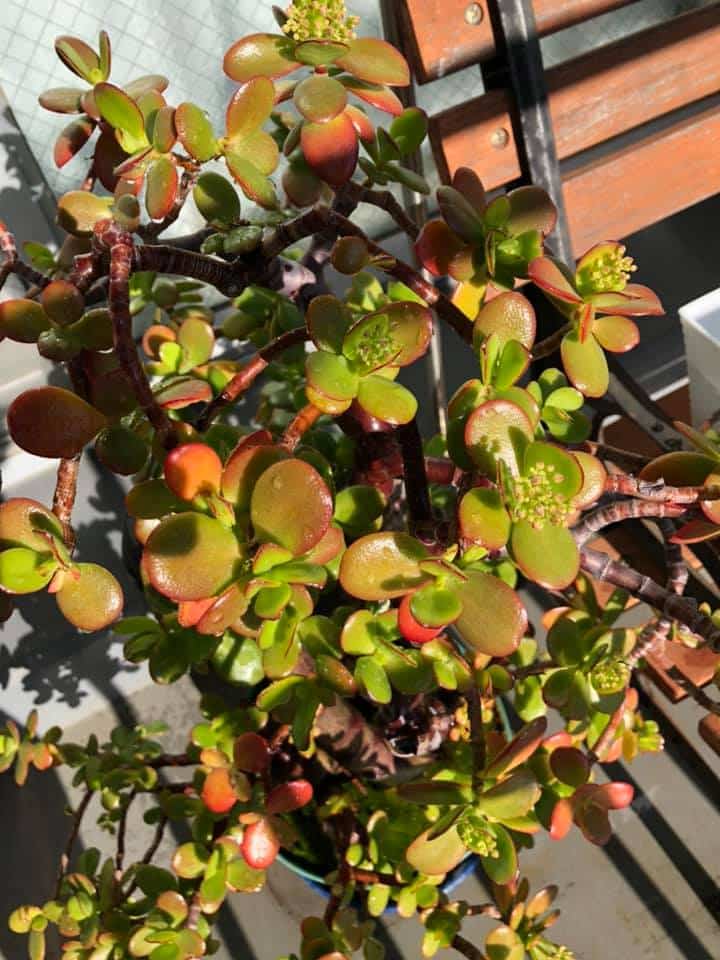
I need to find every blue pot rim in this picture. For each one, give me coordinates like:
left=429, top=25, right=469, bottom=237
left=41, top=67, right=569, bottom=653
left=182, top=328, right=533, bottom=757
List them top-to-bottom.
left=275, top=850, right=478, bottom=911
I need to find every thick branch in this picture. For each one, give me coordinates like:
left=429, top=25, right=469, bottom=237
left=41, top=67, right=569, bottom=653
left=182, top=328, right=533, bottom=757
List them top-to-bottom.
left=343, top=181, right=420, bottom=240
left=107, top=232, right=175, bottom=448
left=532, top=321, right=572, bottom=359
left=281, top=403, right=323, bottom=452
left=395, top=419, right=434, bottom=536
left=52, top=454, right=81, bottom=552
left=605, top=474, right=720, bottom=503
left=572, top=499, right=687, bottom=548
left=580, top=546, right=720, bottom=650
left=588, top=692, right=629, bottom=765
left=55, top=789, right=92, bottom=897
left=451, top=934, right=488, bottom=960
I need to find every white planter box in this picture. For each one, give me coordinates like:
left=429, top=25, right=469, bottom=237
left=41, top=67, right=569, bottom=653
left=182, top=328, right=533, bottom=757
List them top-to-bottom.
left=680, top=288, right=720, bottom=427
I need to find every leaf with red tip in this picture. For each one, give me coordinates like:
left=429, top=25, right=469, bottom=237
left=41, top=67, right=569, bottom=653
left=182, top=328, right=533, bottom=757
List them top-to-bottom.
left=223, top=33, right=300, bottom=83
left=55, top=35, right=102, bottom=83
left=335, top=38, right=410, bottom=86
left=294, top=75, right=347, bottom=123
left=340, top=76, right=403, bottom=116
left=94, top=82, right=148, bottom=154
left=39, top=87, right=85, bottom=114
left=344, top=104, right=375, bottom=143
left=300, top=112, right=358, bottom=187
left=54, top=118, right=94, bottom=168
left=145, top=156, right=178, bottom=221
left=452, top=167, right=487, bottom=213
left=507, top=185, right=557, bottom=236
left=415, top=220, right=467, bottom=278
left=528, top=257, right=581, bottom=305
left=590, top=283, right=664, bottom=317
left=474, top=291, right=536, bottom=349
left=0, top=300, right=51, bottom=343
left=591, top=315, right=639, bottom=353
left=154, top=377, right=212, bottom=409
left=8, top=387, right=105, bottom=458
left=464, top=399, right=533, bottom=476
left=222, top=439, right=288, bottom=509
left=164, top=443, right=223, bottom=501
left=640, top=451, right=717, bottom=485
left=250, top=459, right=333, bottom=556
left=0, top=499, right=64, bottom=553
left=340, top=532, right=430, bottom=601
left=56, top=562, right=123, bottom=631
left=454, top=570, right=527, bottom=658
left=398, top=593, right=444, bottom=644
left=178, top=597, right=215, bottom=627
left=485, top=717, right=548, bottom=777
left=234, top=732, right=270, bottom=773
left=549, top=747, right=590, bottom=787
left=202, top=767, right=238, bottom=814
left=266, top=779, right=313, bottom=814
left=591, top=781, right=634, bottom=810
left=549, top=798, right=573, bottom=840
left=242, top=817, right=280, bottom=869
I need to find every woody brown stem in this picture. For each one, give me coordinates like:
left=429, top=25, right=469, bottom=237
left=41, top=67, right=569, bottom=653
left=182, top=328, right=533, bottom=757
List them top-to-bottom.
left=343, top=181, right=420, bottom=240
left=108, top=234, right=174, bottom=449
left=532, top=321, right=572, bottom=359
left=197, top=326, right=309, bottom=431
left=281, top=403, right=323, bottom=452
left=395, top=418, right=434, bottom=536
left=52, top=454, right=81, bottom=552
left=605, top=474, right=720, bottom=503
left=572, top=499, right=687, bottom=548
left=55, top=789, right=92, bottom=898
left=451, top=934, right=488, bottom=960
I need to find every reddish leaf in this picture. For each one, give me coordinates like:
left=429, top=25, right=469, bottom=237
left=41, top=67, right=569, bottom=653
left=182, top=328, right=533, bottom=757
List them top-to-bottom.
left=223, top=33, right=300, bottom=83
left=335, top=38, right=410, bottom=86
left=226, top=76, right=275, bottom=138
left=340, top=76, right=403, bottom=116
left=344, top=104, right=375, bottom=143
left=300, top=112, right=358, bottom=187
left=54, top=117, right=94, bottom=168
left=145, top=156, right=178, bottom=220
left=415, top=219, right=467, bottom=278
left=527, top=257, right=582, bottom=304
left=154, top=377, right=212, bottom=409
left=8, top=387, right=105, bottom=458
left=164, top=443, right=223, bottom=501
left=56, top=563, right=123, bottom=632
left=398, top=592, right=444, bottom=645
left=178, top=597, right=215, bottom=627
left=234, top=732, right=270, bottom=773
left=202, top=768, right=238, bottom=814
left=266, top=780, right=313, bottom=814
left=549, top=798, right=573, bottom=840
left=242, top=817, right=280, bottom=869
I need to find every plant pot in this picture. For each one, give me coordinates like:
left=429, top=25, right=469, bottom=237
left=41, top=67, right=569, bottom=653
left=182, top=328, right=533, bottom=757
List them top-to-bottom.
left=680, top=287, right=720, bottom=426
left=275, top=848, right=478, bottom=912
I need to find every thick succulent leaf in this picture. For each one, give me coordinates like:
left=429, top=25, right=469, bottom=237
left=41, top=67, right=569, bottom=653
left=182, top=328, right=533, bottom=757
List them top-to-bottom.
left=223, top=34, right=300, bottom=83
left=55, top=35, right=102, bottom=83
left=294, top=38, right=349, bottom=66
left=335, top=38, right=410, bottom=86
left=294, top=75, right=347, bottom=123
left=226, top=76, right=275, bottom=139
left=340, top=76, right=403, bottom=116
left=94, top=83, right=148, bottom=153
left=39, top=86, right=85, bottom=114
left=175, top=102, right=218, bottom=162
left=344, top=103, right=375, bottom=143
left=151, top=104, right=177, bottom=152
left=389, top=107, right=428, bottom=154
left=301, top=112, right=359, bottom=187
left=53, top=117, right=95, bottom=169
left=225, top=151, right=278, bottom=209
left=145, top=156, right=178, bottom=220
left=452, top=166, right=487, bottom=213
left=194, top=172, right=241, bottom=226
left=506, top=185, right=557, bottom=236
left=437, top=186, right=484, bottom=244
left=57, top=191, right=113, bottom=236
left=415, top=220, right=467, bottom=278
left=527, top=257, right=581, bottom=304
left=452, top=278, right=486, bottom=322
left=589, top=283, right=663, bottom=316
left=474, top=292, right=536, bottom=350
left=307, top=295, right=353, bottom=353
left=0, top=299, right=52, bottom=343
left=344, top=301, right=432, bottom=372
left=592, top=314, right=639, bottom=353
left=177, top=315, right=214, bottom=369
left=561, top=330, right=609, bottom=398
left=493, top=341, right=530, bottom=391
left=306, top=350, right=359, bottom=404
left=356, top=375, right=417, bottom=425
left=154, top=377, right=212, bottom=409
left=8, top=387, right=105, bottom=458
left=464, top=399, right=533, bottom=476
left=95, top=424, right=148, bottom=475
left=222, top=440, right=288, bottom=510
left=523, top=441, right=583, bottom=499
left=164, top=443, right=222, bottom=501
left=573, top=451, right=607, bottom=508
left=639, top=451, right=716, bottom=485
left=251, top=459, right=332, bottom=556
left=126, top=479, right=187, bottom=519
left=458, top=487, right=511, bottom=550
left=0, top=498, right=64, bottom=553
left=144, top=513, right=241, bottom=601
left=511, top=520, right=580, bottom=589
left=340, top=532, right=429, bottom=601
left=0, top=548, right=56, bottom=594
left=56, top=563, right=123, bottom=631
left=454, top=570, right=527, bottom=657
left=410, top=584, right=463, bottom=628
left=485, top=717, right=548, bottom=777
left=550, top=746, right=590, bottom=787
left=476, top=769, right=541, bottom=821
left=242, top=817, right=280, bottom=870
left=479, top=823, right=517, bottom=884
left=406, top=824, right=466, bottom=876
left=486, top=925, right=524, bottom=960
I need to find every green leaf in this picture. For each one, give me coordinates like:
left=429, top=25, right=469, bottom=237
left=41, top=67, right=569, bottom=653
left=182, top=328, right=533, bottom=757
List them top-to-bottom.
left=223, top=33, right=300, bottom=83
left=55, top=35, right=102, bottom=83
left=336, top=38, right=410, bottom=86
left=294, top=75, right=347, bottom=123
left=94, top=83, right=148, bottom=153
left=175, top=102, right=218, bottom=162
left=389, top=107, right=427, bottom=156
left=225, top=151, right=278, bottom=209
left=146, top=157, right=178, bottom=221
left=193, top=172, right=241, bottom=226
left=57, top=191, right=113, bottom=236
left=0, top=299, right=52, bottom=343
left=561, top=330, right=609, bottom=398
left=356, top=375, right=417, bottom=425
left=465, top=399, right=533, bottom=476
left=522, top=441, right=583, bottom=499
left=251, top=459, right=333, bottom=556
left=334, top=485, right=386, bottom=534
left=458, top=487, right=511, bottom=550
left=510, top=520, right=580, bottom=590
left=339, top=532, right=429, bottom=601
left=56, top=563, right=123, bottom=632
left=454, top=570, right=527, bottom=657
left=410, top=584, right=462, bottom=628
left=212, top=635, right=264, bottom=686
left=355, top=656, right=391, bottom=704
left=476, top=770, right=540, bottom=822
left=479, top=823, right=517, bottom=885
left=406, top=824, right=466, bottom=876
left=486, top=925, right=524, bottom=960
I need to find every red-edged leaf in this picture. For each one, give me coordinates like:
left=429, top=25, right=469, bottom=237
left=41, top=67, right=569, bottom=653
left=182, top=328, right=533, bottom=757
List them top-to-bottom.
left=223, top=33, right=300, bottom=83
left=335, top=38, right=410, bottom=86
left=294, top=75, right=347, bottom=123
left=226, top=76, right=275, bottom=138
left=340, top=76, right=403, bottom=116
left=39, top=87, right=85, bottom=114
left=175, top=102, right=218, bottom=162
left=344, top=104, right=375, bottom=143
left=300, top=112, right=358, bottom=187
left=54, top=117, right=94, bottom=168
left=145, top=156, right=178, bottom=220
left=415, top=219, right=467, bottom=278
left=528, top=257, right=582, bottom=304
left=590, top=283, right=664, bottom=317
left=474, top=291, right=536, bottom=349
left=591, top=314, right=639, bottom=353
left=561, top=330, right=609, bottom=398
left=154, top=377, right=212, bottom=409
left=8, top=387, right=105, bottom=458
left=164, top=443, right=223, bottom=501
left=234, top=732, right=270, bottom=773
left=202, top=767, right=238, bottom=814
left=266, top=780, right=313, bottom=814
left=549, top=798, right=573, bottom=840
left=241, top=817, right=280, bottom=869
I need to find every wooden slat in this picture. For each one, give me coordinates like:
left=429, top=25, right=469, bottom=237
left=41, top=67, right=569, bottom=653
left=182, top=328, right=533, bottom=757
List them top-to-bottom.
left=401, top=0, right=637, bottom=82
left=430, top=5, right=720, bottom=192
left=565, top=104, right=720, bottom=253
left=699, top=714, right=720, bottom=756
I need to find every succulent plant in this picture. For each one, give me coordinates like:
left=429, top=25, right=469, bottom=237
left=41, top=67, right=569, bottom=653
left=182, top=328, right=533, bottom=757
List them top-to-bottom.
left=0, top=5, right=713, bottom=960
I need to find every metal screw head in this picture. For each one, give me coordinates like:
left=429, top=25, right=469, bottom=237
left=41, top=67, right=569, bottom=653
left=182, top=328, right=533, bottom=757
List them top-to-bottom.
left=465, top=2, right=484, bottom=25
left=491, top=127, right=510, bottom=149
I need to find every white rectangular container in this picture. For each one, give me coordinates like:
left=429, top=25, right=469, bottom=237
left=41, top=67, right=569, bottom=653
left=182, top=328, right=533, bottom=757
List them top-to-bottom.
left=680, top=288, right=720, bottom=427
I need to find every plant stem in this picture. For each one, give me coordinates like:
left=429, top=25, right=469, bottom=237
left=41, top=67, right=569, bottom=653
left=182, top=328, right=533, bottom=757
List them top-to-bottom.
left=343, top=181, right=420, bottom=240
left=107, top=233, right=175, bottom=449
left=532, top=322, right=572, bottom=359
left=197, top=326, right=309, bottom=430
left=281, top=402, right=323, bottom=452
left=395, top=419, right=434, bottom=536
left=582, top=441, right=652, bottom=472
left=52, top=454, right=81, bottom=552
left=605, top=474, right=720, bottom=502
left=572, top=499, right=687, bottom=548
left=580, top=546, right=720, bottom=650
left=467, top=674, right=486, bottom=791
left=588, top=692, right=628, bottom=765
left=55, top=789, right=92, bottom=897
left=115, top=789, right=136, bottom=879
left=451, top=934, right=488, bottom=960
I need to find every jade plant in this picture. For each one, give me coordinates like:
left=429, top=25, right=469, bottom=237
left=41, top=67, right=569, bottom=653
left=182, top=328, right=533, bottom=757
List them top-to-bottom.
left=2, top=3, right=719, bottom=959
